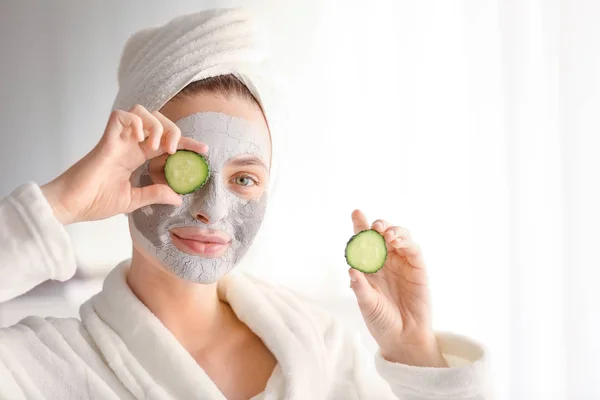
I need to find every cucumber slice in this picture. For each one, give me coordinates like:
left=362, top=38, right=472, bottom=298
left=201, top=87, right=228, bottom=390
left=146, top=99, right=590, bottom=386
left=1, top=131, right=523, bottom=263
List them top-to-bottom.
left=164, top=150, right=210, bottom=194
left=345, top=229, right=387, bottom=273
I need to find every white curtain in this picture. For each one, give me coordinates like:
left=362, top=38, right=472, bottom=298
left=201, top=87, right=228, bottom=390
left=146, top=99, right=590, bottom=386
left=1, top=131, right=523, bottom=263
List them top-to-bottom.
left=1, top=1, right=599, bottom=399
left=267, top=1, right=600, bottom=397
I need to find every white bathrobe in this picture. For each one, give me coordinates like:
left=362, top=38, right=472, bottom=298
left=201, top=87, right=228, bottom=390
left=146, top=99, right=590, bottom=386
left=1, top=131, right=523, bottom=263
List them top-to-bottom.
left=0, top=183, right=491, bottom=399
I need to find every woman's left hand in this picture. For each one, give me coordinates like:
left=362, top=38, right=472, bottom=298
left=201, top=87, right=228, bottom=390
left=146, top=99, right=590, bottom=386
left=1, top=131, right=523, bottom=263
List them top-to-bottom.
left=349, top=209, right=448, bottom=367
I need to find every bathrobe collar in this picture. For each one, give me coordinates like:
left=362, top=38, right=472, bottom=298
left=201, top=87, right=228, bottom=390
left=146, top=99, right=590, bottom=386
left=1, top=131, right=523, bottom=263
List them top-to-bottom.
left=80, top=262, right=328, bottom=399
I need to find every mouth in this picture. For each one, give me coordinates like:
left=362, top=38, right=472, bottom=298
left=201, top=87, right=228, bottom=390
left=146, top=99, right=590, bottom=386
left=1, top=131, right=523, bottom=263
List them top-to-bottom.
left=169, top=227, right=231, bottom=258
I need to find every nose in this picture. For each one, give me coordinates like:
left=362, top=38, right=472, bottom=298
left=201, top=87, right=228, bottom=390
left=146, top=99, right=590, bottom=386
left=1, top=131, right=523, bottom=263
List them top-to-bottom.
left=189, top=179, right=229, bottom=225
left=192, top=210, right=210, bottom=225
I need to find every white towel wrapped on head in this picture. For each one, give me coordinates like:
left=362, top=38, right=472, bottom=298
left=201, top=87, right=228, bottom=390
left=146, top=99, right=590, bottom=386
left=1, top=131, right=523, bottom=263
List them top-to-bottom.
left=112, top=7, right=280, bottom=189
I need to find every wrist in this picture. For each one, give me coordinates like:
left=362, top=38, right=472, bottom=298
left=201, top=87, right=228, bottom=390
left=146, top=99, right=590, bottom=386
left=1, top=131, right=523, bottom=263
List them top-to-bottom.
left=41, top=179, right=76, bottom=225
left=380, top=339, right=448, bottom=368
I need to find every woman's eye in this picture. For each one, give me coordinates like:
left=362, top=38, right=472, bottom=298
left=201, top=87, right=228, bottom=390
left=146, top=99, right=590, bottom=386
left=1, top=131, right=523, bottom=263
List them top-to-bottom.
left=235, top=176, right=256, bottom=187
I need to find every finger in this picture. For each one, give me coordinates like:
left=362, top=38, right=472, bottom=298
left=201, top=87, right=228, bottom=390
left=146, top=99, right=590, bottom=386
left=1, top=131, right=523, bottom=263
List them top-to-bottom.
left=129, top=105, right=163, bottom=150
left=105, top=110, right=144, bottom=142
left=152, top=111, right=181, bottom=154
left=143, top=136, right=209, bottom=162
left=176, top=137, right=209, bottom=154
left=128, top=184, right=182, bottom=211
left=352, top=209, right=370, bottom=234
left=371, top=219, right=392, bottom=234
left=384, top=226, right=411, bottom=242
left=391, top=238, right=427, bottom=270
left=349, top=268, right=378, bottom=310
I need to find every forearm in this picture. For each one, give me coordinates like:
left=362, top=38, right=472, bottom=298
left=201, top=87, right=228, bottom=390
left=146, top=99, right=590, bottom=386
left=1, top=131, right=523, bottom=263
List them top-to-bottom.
left=0, top=183, right=77, bottom=303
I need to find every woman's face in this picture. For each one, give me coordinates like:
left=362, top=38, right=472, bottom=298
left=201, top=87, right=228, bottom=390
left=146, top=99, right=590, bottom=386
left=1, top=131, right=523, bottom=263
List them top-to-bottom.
left=128, top=93, right=272, bottom=283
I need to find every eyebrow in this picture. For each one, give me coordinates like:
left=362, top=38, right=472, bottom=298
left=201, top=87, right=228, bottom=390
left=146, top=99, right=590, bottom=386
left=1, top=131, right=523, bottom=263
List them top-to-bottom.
left=228, top=156, right=268, bottom=170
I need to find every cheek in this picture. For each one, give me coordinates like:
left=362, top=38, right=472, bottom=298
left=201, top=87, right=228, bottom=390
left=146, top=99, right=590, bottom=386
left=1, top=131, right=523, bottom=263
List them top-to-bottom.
left=133, top=167, right=187, bottom=226
left=236, top=186, right=265, bottom=201
left=230, top=196, right=268, bottom=243
left=131, top=203, right=181, bottom=238
left=132, top=206, right=157, bottom=230
left=130, top=207, right=160, bottom=246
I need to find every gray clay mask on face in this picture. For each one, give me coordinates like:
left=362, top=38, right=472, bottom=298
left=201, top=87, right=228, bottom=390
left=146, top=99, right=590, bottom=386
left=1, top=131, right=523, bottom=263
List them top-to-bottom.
left=129, top=112, right=270, bottom=283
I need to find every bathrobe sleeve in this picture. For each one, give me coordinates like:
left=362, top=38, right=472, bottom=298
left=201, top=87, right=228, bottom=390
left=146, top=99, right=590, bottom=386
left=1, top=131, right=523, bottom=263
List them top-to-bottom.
left=0, top=183, right=77, bottom=303
left=279, top=289, right=494, bottom=399
left=339, top=328, right=492, bottom=399
left=372, top=333, right=491, bottom=399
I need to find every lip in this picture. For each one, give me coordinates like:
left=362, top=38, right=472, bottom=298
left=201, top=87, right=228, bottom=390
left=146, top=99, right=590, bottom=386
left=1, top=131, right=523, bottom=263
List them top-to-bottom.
left=169, top=227, right=231, bottom=258
left=170, top=227, right=231, bottom=244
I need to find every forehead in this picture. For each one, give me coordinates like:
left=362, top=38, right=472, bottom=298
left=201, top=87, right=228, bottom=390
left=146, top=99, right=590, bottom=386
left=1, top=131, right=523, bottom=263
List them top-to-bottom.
left=175, top=112, right=271, bottom=168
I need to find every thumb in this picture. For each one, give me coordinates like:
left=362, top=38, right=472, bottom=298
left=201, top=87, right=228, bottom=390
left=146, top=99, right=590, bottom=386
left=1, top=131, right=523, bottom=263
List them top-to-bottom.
left=129, top=184, right=182, bottom=211
left=352, top=209, right=370, bottom=234
left=349, top=268, right=378, bottom=311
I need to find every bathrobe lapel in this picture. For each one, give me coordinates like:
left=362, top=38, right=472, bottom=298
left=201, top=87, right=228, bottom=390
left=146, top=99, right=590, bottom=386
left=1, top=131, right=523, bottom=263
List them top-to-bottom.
left=80, top=263, right=328, bottom=400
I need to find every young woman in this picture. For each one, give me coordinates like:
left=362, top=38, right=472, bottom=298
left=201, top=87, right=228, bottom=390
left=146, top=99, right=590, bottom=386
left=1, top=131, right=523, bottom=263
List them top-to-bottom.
left=0, top=8, right=490, bottom=400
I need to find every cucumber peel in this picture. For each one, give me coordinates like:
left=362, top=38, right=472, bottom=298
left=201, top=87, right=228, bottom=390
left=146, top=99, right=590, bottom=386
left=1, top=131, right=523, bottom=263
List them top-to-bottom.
left=164, top=150, right=210, bottom=194
left=345, top=229, right=387, bottom=273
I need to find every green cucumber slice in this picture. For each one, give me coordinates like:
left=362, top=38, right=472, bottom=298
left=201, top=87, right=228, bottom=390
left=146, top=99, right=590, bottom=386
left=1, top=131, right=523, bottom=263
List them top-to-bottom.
left=164, top=150, right=210, bottom=194
left=345, top=229, right=387, bottom=273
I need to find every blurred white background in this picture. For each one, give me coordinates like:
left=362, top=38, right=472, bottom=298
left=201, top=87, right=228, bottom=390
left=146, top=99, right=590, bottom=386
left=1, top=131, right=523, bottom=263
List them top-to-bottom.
left=1, top=1, right=599, bottom=399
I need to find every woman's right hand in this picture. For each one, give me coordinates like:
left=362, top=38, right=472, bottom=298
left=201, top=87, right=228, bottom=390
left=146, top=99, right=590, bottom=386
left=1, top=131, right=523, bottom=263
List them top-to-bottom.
left=41, top=105, right=208, bottom=225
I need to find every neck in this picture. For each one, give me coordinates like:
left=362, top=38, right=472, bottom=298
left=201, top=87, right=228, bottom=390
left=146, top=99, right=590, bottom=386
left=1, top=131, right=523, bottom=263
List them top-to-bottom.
left=126, top=246, right=236, bottom=352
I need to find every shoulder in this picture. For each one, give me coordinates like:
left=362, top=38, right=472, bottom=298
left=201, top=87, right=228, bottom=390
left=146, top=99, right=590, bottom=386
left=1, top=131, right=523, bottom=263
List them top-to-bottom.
left=0, top=315, right=88, bottom=349
left=0, top=315, right=97, bottom=367
left=0, top=315, right=98, bottom=362
left=1, top=315, right=82, bottom=334
left=0, top=316, right=100, bottom=399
